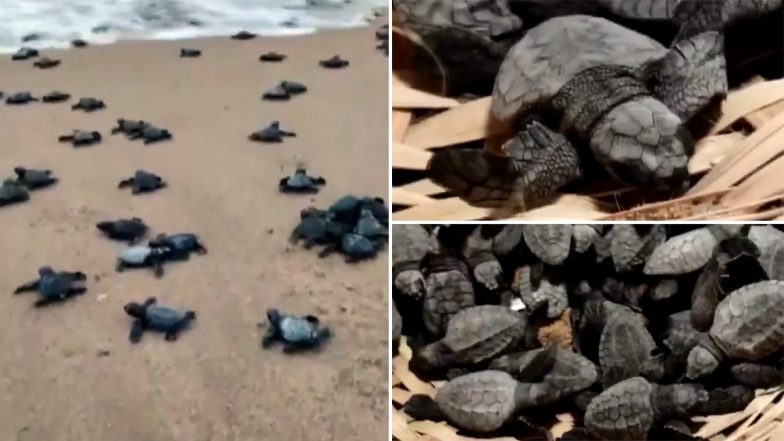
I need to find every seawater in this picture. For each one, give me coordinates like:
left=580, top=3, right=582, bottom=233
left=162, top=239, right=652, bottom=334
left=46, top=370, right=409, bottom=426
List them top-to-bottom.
left=0, top=0, right=387, bottom=52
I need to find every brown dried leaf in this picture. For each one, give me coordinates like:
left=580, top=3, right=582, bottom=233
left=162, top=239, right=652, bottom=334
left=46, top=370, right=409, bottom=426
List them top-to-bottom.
left=709, top=78, right=784, bottom=135
left=403, top=97, right=507, bottom=148
left=394, top=142, right=433, bottom=170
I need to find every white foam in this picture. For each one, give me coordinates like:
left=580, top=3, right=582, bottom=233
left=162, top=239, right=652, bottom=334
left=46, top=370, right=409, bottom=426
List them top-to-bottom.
left=0, top=0, right=387, bottom=53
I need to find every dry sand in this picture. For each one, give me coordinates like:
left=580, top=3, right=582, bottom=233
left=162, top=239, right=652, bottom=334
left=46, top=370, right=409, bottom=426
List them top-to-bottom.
left=0, top=21, right=388, bottom=441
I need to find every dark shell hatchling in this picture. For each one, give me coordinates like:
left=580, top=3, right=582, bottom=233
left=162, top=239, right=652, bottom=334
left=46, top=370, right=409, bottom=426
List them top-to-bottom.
left=427, top=15, right=727, bottom=209
left=11, top=47, right=39, bottom=60
left=319, top=55, right=349, bottom=69
left=33, top=57, right=60, bottom=69
left=42, top=91, right=70, bottom=103
left=6, top=92, right=38, bottom=105
left=71, top=97, right=105, bottom=112
left=111, top=118, right=147, bottom=136
left=250, top=121, right=296, bottom=143
left=127, top=125, right=172, bottom=144
left=58, top=130, right=102, bottom=147
left=12, top=167, right=57, bottom=189
left=279, top=168, right=325, bottom=193
left=118, top=170, right=167, bottom=194
left=0, top=179, right=30, bottom=207
left=289, top=208, right=341, bottom=249
left=354, top=208, right=388, bottom=242
left=96, top=218, right=148, bottom=244
left=392, top=224, right=429, bottom=297
left=523, top=224, right=573, bottom=265
left=461, top=225, right=503, bottom=291
left=643, top=225, right=745, bottom=275
left=149, top=233, right=207, bottom=259
left=320, top=233, right=380, bottom=263
left=422, top=234, right=475, bottom=336
left=116, top=246, right=172, bottom=278
left=513, top=263, right=568, bottom=318
left=13, top=267, right=87, bottom=308
left=686, top=280, right=784, bottom=379
left=124, top=297, right=195, bottom=343
left=261, top=309, right=331, bottom=352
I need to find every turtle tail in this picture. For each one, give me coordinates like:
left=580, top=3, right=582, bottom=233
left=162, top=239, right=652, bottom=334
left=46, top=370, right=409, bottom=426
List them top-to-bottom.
left=426, top=148, right=520, bottom=207
left=403, top=395, right=446, bottom=423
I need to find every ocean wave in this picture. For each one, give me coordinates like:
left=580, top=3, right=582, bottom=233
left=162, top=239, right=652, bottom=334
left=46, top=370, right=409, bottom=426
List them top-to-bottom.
left=0, top=0, right=387, bottom=53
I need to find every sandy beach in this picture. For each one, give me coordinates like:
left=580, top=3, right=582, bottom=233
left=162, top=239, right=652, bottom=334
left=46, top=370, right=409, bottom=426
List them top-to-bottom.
left=0, top=20, right=388, bottom=441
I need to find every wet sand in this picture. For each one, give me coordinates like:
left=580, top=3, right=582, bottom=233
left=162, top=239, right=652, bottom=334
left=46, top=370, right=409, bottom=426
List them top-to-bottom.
left=0, top=22, right=388, bottom=441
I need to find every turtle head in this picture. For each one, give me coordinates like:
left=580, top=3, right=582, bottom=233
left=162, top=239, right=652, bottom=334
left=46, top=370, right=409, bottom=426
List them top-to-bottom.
left=645, top=31, right=727, bottom=121
left=591, top=97, right=692, bottom=192
left=13, top=167, right=26, bottom=176
left=96, top=221, right=113, bottom=232
left=38, top=266, right=54, bottom=277
left=124, top=301, right=145, bottom=318
left=266, top=308, right=284, bottom=326
left=686, top=343, right=722, bottom=379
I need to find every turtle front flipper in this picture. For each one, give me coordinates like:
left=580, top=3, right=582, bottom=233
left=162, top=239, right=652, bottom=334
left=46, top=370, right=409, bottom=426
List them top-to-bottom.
left=427, top=121, right=582, bottom=209
left=118, top=178, right=134, bottom=189
left=13, top=280, right=40, bottom=294
left=33, top=297, right=60, bottom=308
left=129, top=319, right=145, bottom=343
left=261, top=325, right=279, bottom=348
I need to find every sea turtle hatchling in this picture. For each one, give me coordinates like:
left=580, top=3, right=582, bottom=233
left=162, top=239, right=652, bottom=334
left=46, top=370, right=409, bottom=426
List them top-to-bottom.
left=672, top=0, right=783, bottom=41
left=427, top=15, right=727, bottom=209
left=11, top=47, right=39, bottom=60
left=180, top=48, right=201, bottom=57
left=259, top=51, right=286, bottom=62
left=319, top=55, right=349, bottom=69
left=33, top=57, right=60, bottom=69
left=262, top=85, right=291, bottom=101
left=42, top=91, right=70, bottom=103
left=6, top=92, right=38, bottom=105
left=71, top=97, right=105, bottom=112
left=111, top=119, right=147, bottom=136
left=250, top=121, right=297, bottom=143
left=127, top=124, right=172, bottom=144
left=58, top=130, right=102, bottom=147
left=12, top=167, right=57, bottom=189
left=279, top=168, right=326, bottom=193
left=118, top=170, right=167, bottom=194
left=0, top=179, right=30, bottom=207
left=289, top=208, right=340, bottom=249
left=354, top=208, right=388, bottom=243
left=96, top=218, right=148, bottom=244
left=392, top=224, right=429, bottom=297
left=523, top=224, right=573, bottom=265
left=607, top=224, right=666, bottom=273
left=643, top=225, right=745, bottom=275
left=148, top=233, right=208, bottom=259
left=319, top=233, right=381, bottom=263
left=422, top=238, right=476, bottom=337
left=116, top=246, right=172, bottom=278
left=513, top=263, right=568, bottom=318
left=13, top=267, right=87, bottom=308
left=686, top=280, right=784, bottom=379
left=124, top=297, right=196, bottom=343
left=410, top=305, right=527, bottom=373
left=598, top=306, right=660, bottom=387
left=261, top=309, right=331, bottom=352
left=730, top=362, right=783, bottom=388
left=585, top=376, right=708, bottom=440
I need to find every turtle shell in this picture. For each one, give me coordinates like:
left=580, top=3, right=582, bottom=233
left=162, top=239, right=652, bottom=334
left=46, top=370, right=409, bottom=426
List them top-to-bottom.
left=394, top=0, right=523, bottom=38
left=599, top=0, right=682, bottom=18
left=491, top=15, right=665, bottom=123
left=392, top=224, right=430, bottom=268
left=523, top=224, right=573, bottom=265
left=493, top=225, right=524, bottom=256
left=573, top=225, right=600, bottom=253
left=609, top=225, right=666, bottom=272
left=748, top=225, right=784, bottom=279
left=643, top=227, right=720, bottom=275
left=423, top=269, right=476, bottom=336
left=710, top=280, right=784, bottom=360
left=443, top=305, right=527, bottom=364
left=145, top=306, right=186, bottom=331
left=599, top=308, right=657, bottom=388
left=663, top=310, right=703, bottom=359
left=435, top=370, right=519, bottom=433
left=585, top=376, right=655, bottom=441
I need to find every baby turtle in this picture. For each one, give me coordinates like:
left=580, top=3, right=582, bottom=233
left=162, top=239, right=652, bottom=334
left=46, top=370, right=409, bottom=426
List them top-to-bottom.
left=427, top=15, right=726, bottom=208
left=231, top=31, right=256, bottom=40
left=71, top=39, right=88, bottom=48
left=11, top=47, right=39, bottom=60
left=180, top=48, right=201, bottom=57
left=260, top=51, right=286, bottom=62
left=319, top=55, right=349, bottom=69
left=33, top=57, right=61, bottom=69
left=280, top=80, right=307, bottom=95
left=262, top=85, right=291, bottom=101
left=42, top=91, right=70, bottom=103
left=6, top=92, right=38, bottom=105
left=71, top=97, right=105, bottom=112
left=111, top=118, right=147, bottom=136
left=250, top=121, right=297, bottom=143
left=127, top=125, right=172, bottom=144
left=58, top=130, right=102, bottom=147
left=12, top=167, right=57, bottom=190
left=279, top=168, right=326, bottom=193
left=118, top=170, right=167, bottom=194
left=0, top=179, right=30, bottom=207
left=290, top=208, right=339, bottom=249
left=355, top=208, right=388, bottom=242
left=96, top=218, right=148, bottom=244
left=392, top=224, right=429, bottom=297
left=523, top=224, right=573, bottom=265
left=462, top=225, right=503, bottom=291
left=608, top=225, right=667, bottom=272
left=643, top=225, right=744, bottom=275
left=148, top=233, right=208, bottom=259
left=320, top=233, right=380, bottom=263
left=422, top=239, right=475, bottom=337
left=116, top=245, right=172, bottom=277
left=513, top=264, right=568, bottom=319
left=13, top=267, right=87, bottom=308
left=686, top=280, right=784, bottom=379
left=124, top=297, right=196, bottom=343
left=411, top=305, right=527, bottom=373
left=598, top=307, right=660, bottom=387
left=261, top=309, right=331, bottom=352
left=404, top=370, right=549, bottom=433
left=585, top=376, right=708, bottom=440
left=694, top=385, right=756, bottom=415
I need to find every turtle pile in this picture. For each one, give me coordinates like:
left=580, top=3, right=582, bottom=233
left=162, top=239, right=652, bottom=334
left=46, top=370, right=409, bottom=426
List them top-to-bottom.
left=391, top=0, right=784, bottom=218
left=290, top=194, right=389, bottom=263
left=392, top=224, right=784, bottom=440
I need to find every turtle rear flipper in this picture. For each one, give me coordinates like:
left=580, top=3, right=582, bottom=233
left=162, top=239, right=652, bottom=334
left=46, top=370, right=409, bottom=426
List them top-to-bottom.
left=13, top=279, right=40, bottom=294
left=129, top=319, right=145, bottom=343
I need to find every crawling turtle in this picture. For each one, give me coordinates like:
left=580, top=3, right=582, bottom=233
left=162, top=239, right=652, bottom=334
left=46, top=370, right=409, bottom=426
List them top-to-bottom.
left=427, top=15, right=727, bottom=208
left=231, top=30, right=256, bottom=40
left=71, top=39, right=88, bottom=48
left=11, top=47, right=39, bottom=60
left=180, top=48, right=201, bottom=57
left=259, top=51, right=286, bottom=62
left=319, top=55, right=349, bottom=69
left=33, top=57, right=60, bottom=69
left=280, top=80, right=307, bottom=95
left=262, top=85, right=291, bottom=101
left=42, top=91, right=70, bottom=103
left=6, top=92, right=38, bottom=105
left=71, top=97, right=105, bottom=112
left=111, top=118, right=147, bottom=136
left=250, top=121, right=297, bottom=143
left=127, top=125, right=172, bottom=144
left=58, top=130, right=102, bottom=147
left=12, top=167, right=57, bottom=189
left=279, top=168, right=325, bottom=193
left=118, top=170, right=167, bottom=194
left=0, top=179, right=30, bottom=207
left=290, top=208, right=339, bottom=249
left=354, top=208, right=388, bottom=242
left=96, top=218, right=148, bottom=244
left=392, top=224, right=429, bottom=297
left=523, top=224, right=573, bottom=265
left=462, top=225, right=503, bottom=290
left=607, top=225, right=666, bottom=273
left=643, top=225, right=745, bottom=275
left=148, top=233, right=208, bottom=259
left=319, top=233, right=380, bottom=263
left=422, top=237, right=475, bottom=337
left=116, top=245, right=172, bottom=278
left=513, top=263, right=568, bottom=318
left=13, top=267, right=87, bottom=308
left=686, top=280, right=784, bottom=379
left=124, top=297, right=196, bottom=343
left=410, top=305, right=527, bottom=373
left=598, top=306, right=660, bottom=387
left=261, top=309, right=331, bottom=352
left=403, top=370, right=550, bottom=432
left=585, top=376, right=708, bottom=440
left=694, top=385, right=756, bottom=415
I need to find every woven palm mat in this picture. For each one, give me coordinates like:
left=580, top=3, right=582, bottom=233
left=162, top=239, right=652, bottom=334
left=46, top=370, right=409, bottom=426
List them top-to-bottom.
left=391, top=27, right=784, bottom=221
left=391, top=337, right=784, bottom=441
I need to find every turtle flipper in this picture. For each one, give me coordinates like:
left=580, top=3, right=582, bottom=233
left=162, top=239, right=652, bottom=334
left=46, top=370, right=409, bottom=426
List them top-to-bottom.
left=58, top=135, right=75, bottom=143
left=118, top=178, right=134, bottom=189
left=194, top=241, right=208, bottom=255
left=318, top=243, right=337, bottom=258
left=152, top=261, right=164, bottom=278
left=14, top=280, right=40, bottom=294
left=66, top=287, right=87, bottom=297
left=33, top=297, right=59, bottom=308
left=129, top=319, right=145, bottom=343
left=261, top=326, right=279, bottom=348
left=164, top=330, right=179, bottom=341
